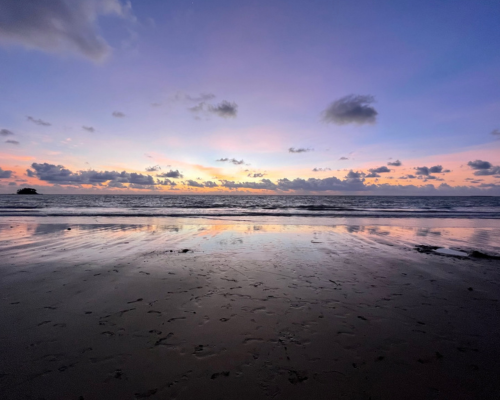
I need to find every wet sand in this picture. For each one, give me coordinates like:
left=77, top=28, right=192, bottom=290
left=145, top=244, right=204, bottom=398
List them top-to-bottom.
left=1, top=219, right=499, bottom=399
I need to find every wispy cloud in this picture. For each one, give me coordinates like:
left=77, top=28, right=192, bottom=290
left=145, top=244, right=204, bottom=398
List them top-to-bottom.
left=0, top=0, right=134, bottom=61
left=322, top=95, right=377, bottom=125
left=208, top=101, right=238, bottom=118
left=112, top=111, right=125, bottom=118
left=27, top=116, right=51, bottom=126
left=82, top=126, right=95, bottom=132
left=0, top=129, right=14, bottom=136
left=491, top=129, right=500, bottom=137
left=5, top=140, right=19, bottom=145
left=289, top=147, right=312, bottom=153
left=339, top=157, right=349, bottom=160
left=216, top=158, right=245, bottom=165
left=145, top=165, right=161, bottom=172
left=312, top=167, right=331, bottom=172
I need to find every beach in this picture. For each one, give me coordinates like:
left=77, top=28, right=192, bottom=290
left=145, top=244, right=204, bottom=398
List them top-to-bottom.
left=1, top=217, right=499, bottom=399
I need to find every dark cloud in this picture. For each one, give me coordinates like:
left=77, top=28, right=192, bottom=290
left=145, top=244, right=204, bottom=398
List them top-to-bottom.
left=0, top=0, right=132, bottom=61
left=322, top=95, right=377, bottom=125
left=208, top=101, right=238, bottom=118
left=112, top=111, right=125, bottom=118
left=27, top=116, right=51, bottom=126
left=82, top=126, right=95, bottom=132
left=1, top=129, right=14, bottom=136
left=491, top=129, right=500, bottom=137
left=5, top=140, right=19, bottom=145
left=289, top=147, right=312, bottom=153
left=339, top=157, right=349, bottom=160
left=216, top=158, right=245, bottom=165
left=388, top=160, right=402, bottom=166
left=467, top=160, right=500, bottom=176
left=468, top=160, right=492, bottom=170
left=27, top=162, right=163, bottom=187
left=145, top=165, right=161, bottom=172
left=414, top=165, right=448, bottom=176
left=370, top=166, right=391, bottom=174
left=0, top=167, right=13, bottom=179
left=312, top=168, right=331, bottom=172
left=157, top=169, right=183, bottom=179
left=345, top=170, right=365, bottom=180
left=365, top=172, right=380, bottom=178
left=248, top=173, right=265, bottom=178
left=399, top=175, right=416, bottom=179
left=157, top=179, right=177, bottom=186
left=185, top=180, right=204, bottom=188
left=203, top=181, right=218, bottom=188
left=8, top=182, right=17, bottom=186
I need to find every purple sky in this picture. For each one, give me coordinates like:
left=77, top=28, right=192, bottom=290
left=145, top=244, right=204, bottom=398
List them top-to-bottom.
left=1, top=0, right=499, bottom=194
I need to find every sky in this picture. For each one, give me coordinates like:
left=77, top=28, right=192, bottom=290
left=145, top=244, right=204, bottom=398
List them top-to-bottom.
left=0, top=0, right=499, bottom=195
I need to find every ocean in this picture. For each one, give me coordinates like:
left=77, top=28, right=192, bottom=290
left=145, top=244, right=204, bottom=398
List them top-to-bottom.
left=0, top=195, right=499, bottom=219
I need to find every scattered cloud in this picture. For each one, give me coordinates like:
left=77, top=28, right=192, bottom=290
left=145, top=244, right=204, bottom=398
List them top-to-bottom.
left=0, top=0, right=134, bottom=61
left=173, top=92, right=215, bottom=103
left=322, top=94, right=377, bottom=125
left=208, top=101, right=238, bottom=118
left=112, top=111, right=125, bottom=118
left=27, top=116, right=51, bottom=126
left=82, top=126, right=95, bottom=132
left=0, top=129, right=14, bottom=136
left=491, top=129, right=500, bottom=137
left=5, top=140, right=19, bottom=145
left=289, top=147, right=312, bottom=153
left=339, top=157, right=349, bottom=160
left=216, top=158, right=245, bottom=165
left=388, top=160, right=402, bottom=166
left=467, top=160, right=492, bottom=170
left=468, top=160, right=500, bottom=176
left=27, top=162, right=163, bottom=187
left=145, top=165, right=161, bottom=172
left=414, top=165, right=448, bottom=176
left=370, top=166, right=391, bottom=173
left=0, top=167, right=13, bottom=179
left=312, top=168, right=331, bottom=172
left=157, top=169, right=183, bottom=179
left=248, top=173, right=265, bottom=178
left=399, top=175, right=416, bottom=179
left=157, top=178, right=177, bottom=186
left=185, top=179, right=204, bottom=188
left=203, top=181, right=218, bottom=188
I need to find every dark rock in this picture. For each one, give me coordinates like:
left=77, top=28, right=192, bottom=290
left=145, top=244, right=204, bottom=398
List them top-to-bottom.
left=469, top=250, right=500, bottom=260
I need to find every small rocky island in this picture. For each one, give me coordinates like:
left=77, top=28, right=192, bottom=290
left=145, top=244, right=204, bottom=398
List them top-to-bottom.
left=17, top=188, right=39, bottom=195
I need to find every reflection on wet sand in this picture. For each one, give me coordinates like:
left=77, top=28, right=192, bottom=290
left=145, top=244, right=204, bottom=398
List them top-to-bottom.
left=1, top=218, right=499, bottom=399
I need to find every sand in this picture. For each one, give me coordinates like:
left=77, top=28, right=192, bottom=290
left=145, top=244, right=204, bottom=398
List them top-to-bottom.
left=1, top=218, right=499, bottom=399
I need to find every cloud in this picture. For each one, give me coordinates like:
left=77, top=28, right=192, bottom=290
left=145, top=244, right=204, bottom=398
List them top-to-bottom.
left=0, top=0, right=133, bottom=61
left=173, top=92, right=215, bottom=103
left=322, top=95, right=377, bottom=125
left=208, top=101, right=238, bottom=118
left=112, top=111, right=125, bottom=118
left=27, top=116, right=51, bottom=126
left=82, top=126, right=95, bottom=132
left=0, top=129, right=14, bottom=136
left=491, top=129, right=500, bottom=137
left=5, top=140, right=19, bottom=145
left=289, top=147, right=313, bottom=153
left=339, top=157, right=349, bottom=160
left=216, top=158, right=245, bottom=165
left=388, top=160, right=402, bottom=166
left=466, top=160, right=500, bottom=176
left=467, top=160, right=492, bottom=170
left=27, top=162, right=163, bottom=187
left=145, top=165, right=161, bottom=172
left=414, top=165, right=448, bottom=176
left=370, top=166, right=391, bottom=174
left=0, top=167, right=13, bottom=179
left=312, top=168, right=331, bottom=172
left=157, top=169, right=183, bottom=179
left=365, top=172, right=380, bottom=178
left=248, top=173, right=265, bottom=178
left=399, top=175, right=416, bottom=179
left=157, top=179, right=177, bottom=186
left=185, top=179, right=204, bottom=188
left=203, top=181, right=218, bottom=188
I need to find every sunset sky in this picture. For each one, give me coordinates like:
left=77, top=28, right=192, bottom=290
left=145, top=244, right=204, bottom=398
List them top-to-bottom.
left=1, top=0, right=499, bottom=194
